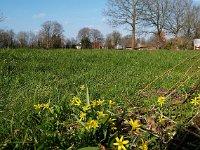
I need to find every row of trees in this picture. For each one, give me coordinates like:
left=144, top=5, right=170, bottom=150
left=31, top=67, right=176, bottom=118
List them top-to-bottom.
left=1, top=0, right=200, bottom=50
left=104, top=0, right=200, bottom=49
left=0, top=17, right=143, bottom=49
left=0, top=21, right=67, bottom=49
left=0, top=23, right=151, bottom=49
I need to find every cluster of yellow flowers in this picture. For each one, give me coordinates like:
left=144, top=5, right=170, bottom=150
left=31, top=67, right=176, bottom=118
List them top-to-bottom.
left=70, top=95, right=116, bottom=132
left=34, top=103, right=50, bottom=110
left=86, top=120, right=99, bottom=130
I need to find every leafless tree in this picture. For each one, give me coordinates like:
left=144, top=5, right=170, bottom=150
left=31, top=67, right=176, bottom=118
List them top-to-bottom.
left=104, top=0, right=143, bottom=49
left=141, top=0, right=169, bottom=48
left=164, top=0, right=187, bottom=39
left=183, top=1, right=200, bottom=39
left=0, top=13, right=5, bottom=22
left=40, top=21, right=64, bottom=48
left=77, top=27, right=91, bottom=42
left=77, top=27, right=104, bottom=45
left=0, top=29, right=15, bottom=48
left=90, top=29, right=104, bottom=44
left=17, top=31, right=28, bottom=48
left=27, top=31, right=39, bottom=48
left=104, top=31, right=122, bottom=48
left=111, top=31, right=122, bottom=47
left=105, top=34, right=113, bottom=49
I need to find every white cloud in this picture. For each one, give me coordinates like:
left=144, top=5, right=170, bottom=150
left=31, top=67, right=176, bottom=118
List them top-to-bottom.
left=33, top=13, right=46, bottom=19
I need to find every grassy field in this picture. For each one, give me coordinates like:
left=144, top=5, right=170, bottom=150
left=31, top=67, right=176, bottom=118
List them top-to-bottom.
left=0, top=49, right=200, bottom=149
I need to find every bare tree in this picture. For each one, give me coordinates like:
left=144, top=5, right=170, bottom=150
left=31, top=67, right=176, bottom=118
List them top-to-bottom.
left=104, top=0, right=143, bottom=49
left=141, top=0, right=169, bottom=48
left=164, top=0, right=187, bottom=38
left=183, top=1, right=200, bottom=39
left=0, top=13, right=5, bottom=22
left=40, top=21, right=64, bottom=49
left=77, top=27, right=91, bottom=42
left=77, top=27, right=104, bottom=48
left=90, top=28, right=104, bottom=44
left=0, top=29, right=15, bottom=48
left=17, top=31, right=28, bottom=48
left=27, top=31, right=38, bottom=48
left=104, top=31, right=122, bottom=48
left=111, top=31, right=122, bottom=47
left=105, top=34, right=113, bottom=49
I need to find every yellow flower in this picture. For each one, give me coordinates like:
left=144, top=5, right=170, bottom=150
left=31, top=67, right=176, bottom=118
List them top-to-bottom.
left=80, top=85, right=85, bottom=90
left=197, top=94, right=200, bottom=100
left=70, top=96, right=82, bottom=106
left=157, top=96, right=166, bottom=107
left=191, top=97, right=199, bottom=106
left=97, top=99, right=105, bottom=106
left=108, top=100, right=115, bottom=108
left=91, top=101, right=97, bottom=107
left=42, top=103, right=50, bottom=109
left=34, top=104, right=42, bottom=110
left=82, top=105, right=90, bottom=112
left=80, top=111, right=86, bottom=121
left=97, top=111, right=106, bottom=118
left=159, top=116, right=166, bottom=123
left=109, top=118, right=117, bottom=130
left=129, top=119, right=141, bottom=132
left=86, top=120, right=99, bottom=130
left=113, top=136, right=129, bottom=150
left=139, top=139, right=148, bottom=150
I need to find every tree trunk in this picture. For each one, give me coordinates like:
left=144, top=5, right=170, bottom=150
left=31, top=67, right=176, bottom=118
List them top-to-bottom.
left=132, top=0, right=136, bottom=50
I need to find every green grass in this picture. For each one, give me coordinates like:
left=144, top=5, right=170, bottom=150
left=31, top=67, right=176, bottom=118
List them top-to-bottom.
left=0, top=48, right=200, bottom=149
left=1, top=49, right=200, bottom=113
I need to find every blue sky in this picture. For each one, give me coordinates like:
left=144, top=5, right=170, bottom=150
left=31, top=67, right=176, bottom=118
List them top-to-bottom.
left=0, top=0, right=200, bottom=39
left=0, top=0, right=121, bottom=38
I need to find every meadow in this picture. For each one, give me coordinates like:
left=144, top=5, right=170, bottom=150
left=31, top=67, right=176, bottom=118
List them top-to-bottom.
left=0, top=49, right=200, bottom=149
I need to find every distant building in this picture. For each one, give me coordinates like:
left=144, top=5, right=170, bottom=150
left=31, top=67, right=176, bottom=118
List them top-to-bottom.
left=194, top=39, right=200, bottom=50
left=92, top=42, right=102, bottom=49
left=76, top=43, right=81, bottom=49
left=135, top=43, right=147, bottom=50
left=115, top=44, right=123, bottom=50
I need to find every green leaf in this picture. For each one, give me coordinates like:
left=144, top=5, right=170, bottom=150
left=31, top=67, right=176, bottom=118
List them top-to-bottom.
left=86, top=85, right=90, bottom=106
left=100, top=114, right=110, bottom=125
left=78, top=147, right=100, bottom=150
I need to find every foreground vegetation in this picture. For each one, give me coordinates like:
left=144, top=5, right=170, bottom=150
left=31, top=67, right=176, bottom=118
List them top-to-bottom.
left=0, top=49, right=200, bottom=149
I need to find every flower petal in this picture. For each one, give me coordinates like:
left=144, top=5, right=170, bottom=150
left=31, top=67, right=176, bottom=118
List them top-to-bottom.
left=122, top=140, right=129, bottom=144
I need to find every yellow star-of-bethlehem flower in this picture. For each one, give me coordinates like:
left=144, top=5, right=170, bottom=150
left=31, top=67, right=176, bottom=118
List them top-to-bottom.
left=80, top=85, right=85, bottom=90
left=197, top=94, right=200, bottom=100
left=70, top=96, right=82, bottom=106
left=157, top=96, right=166, bottom=107
left=191, top=97, right=199, bottom=106
left=97, top=99, right=105, bottom=106
left=108, top=100, right=115, bottom=107
left=91, top=101, right=97, bottom=107
left=42, top=103, right=50, bottom=109
left=34, top=104, right=42, bottom=110
left=82, top=105, right=90, bottom=112
left=80, top=111, right=86, bottom=121
left=97, top=111, right=106, bottom=118
left=159, top=116, right=166, bottom=123
left=109, top=118, right=117, bottom=130
left=129, top=119, right=141, bottom=132
left=86, top=120, right=99, bottom=130
left=113, top=136, right=129, bottom=150
left=139, top=139, right=148, bottom=150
